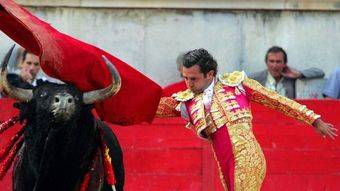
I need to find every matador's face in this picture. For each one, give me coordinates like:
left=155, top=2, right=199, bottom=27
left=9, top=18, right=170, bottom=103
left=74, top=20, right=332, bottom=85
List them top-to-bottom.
left=182, top=64, right=214, bottom=94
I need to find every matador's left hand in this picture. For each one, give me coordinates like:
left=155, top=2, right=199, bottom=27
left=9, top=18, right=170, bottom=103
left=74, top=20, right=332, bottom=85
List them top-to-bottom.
left=313, top=118, right=338, bottom=139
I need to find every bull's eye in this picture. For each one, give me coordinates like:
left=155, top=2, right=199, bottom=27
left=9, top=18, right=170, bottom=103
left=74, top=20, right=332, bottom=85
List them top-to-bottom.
left=55, top=97, right=60, bottom=102
left=68, top=98, right=73, bottom=103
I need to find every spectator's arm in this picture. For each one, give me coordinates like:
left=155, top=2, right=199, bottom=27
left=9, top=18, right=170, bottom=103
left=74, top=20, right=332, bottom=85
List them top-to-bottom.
left=300, top=67, right=325, bottom=79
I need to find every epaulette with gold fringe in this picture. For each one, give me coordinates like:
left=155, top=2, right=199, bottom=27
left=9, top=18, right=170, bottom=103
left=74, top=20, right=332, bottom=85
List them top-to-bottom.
left=218, top=71, right=247, bottom=87
left=172, top=89, right=194, bottom=102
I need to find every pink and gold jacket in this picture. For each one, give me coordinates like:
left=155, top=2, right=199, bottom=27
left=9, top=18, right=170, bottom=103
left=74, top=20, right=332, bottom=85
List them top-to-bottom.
left=157, top=71, right=320, bottom=139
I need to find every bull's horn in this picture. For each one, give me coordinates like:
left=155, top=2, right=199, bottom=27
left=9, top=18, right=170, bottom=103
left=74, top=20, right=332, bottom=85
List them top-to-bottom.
left=0, top=45, right=33, bottom=102
left=83, top=55, right=121, bottom=104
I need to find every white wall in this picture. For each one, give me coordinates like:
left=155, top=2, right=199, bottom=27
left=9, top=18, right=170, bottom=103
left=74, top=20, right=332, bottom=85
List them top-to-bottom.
left=1, top=5, right=339, bottom=86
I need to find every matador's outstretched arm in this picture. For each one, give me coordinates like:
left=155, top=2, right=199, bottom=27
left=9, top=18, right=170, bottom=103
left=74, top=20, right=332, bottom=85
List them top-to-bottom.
left=243, top=78, right=337, bottom=139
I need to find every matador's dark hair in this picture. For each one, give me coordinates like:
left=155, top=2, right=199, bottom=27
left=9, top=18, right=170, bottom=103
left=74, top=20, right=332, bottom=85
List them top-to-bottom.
left=182, top=48, right=218, bottom=77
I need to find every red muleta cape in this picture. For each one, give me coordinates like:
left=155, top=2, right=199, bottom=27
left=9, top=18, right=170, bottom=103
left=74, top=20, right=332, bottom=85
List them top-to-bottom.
left=0, top=0, right=162, bottom=125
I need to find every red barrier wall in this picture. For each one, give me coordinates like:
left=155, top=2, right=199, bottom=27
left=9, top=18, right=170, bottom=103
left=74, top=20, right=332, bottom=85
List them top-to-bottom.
left=1, top=99, right=339, bottom=190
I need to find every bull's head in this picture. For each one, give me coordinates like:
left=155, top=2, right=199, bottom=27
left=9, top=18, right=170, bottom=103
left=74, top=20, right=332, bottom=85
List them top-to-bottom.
left=0, top=46, right=121, bottom=121
left=1, top=47, right=122, bottom=190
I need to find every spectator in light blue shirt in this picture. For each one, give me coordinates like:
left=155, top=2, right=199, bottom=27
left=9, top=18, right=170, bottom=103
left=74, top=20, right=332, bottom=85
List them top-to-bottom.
left=323, top=67, right=340, bottom=99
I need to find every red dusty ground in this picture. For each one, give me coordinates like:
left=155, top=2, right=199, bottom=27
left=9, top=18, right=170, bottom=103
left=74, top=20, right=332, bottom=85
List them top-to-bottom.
left=0, top=99, right=339, bottom=191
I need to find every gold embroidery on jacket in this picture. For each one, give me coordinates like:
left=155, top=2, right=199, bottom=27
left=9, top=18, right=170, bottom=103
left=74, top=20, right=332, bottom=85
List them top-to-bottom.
left=243, top=78, right=320, bottom=125
left=185, top=81, right=257, bottom=137
left=199, top=82, right=253, bottom=136
left=214, top=82, right=251, bottom=124
left=235, top=87, right=241, bottom=95
left=188, top=95, right=208, bottom=136
left=156, top=97, right=180, bottom=118
left=208, top=100, right=227, bottom=132
left=227, top=123, right=266, bottom=190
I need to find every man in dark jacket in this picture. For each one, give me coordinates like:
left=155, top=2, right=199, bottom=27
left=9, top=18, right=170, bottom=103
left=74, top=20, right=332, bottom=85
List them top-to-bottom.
left=248, top=46, right=324, bottom=99
left=1, top=49, right=41, bottom=97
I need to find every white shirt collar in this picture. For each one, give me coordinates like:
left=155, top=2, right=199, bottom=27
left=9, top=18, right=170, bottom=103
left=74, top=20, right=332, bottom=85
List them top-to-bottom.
left=202, top=79, right=215, bottom=109
left=203, top=79, right=215, bottom=95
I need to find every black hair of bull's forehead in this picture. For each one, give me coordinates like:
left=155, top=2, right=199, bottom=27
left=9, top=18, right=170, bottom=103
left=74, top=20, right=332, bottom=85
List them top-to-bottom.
left=33, top=81, right=83, bottom=100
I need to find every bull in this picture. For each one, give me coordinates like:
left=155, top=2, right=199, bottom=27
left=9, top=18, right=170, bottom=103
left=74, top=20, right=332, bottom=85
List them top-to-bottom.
left=0, top=47, right=125, bottom=191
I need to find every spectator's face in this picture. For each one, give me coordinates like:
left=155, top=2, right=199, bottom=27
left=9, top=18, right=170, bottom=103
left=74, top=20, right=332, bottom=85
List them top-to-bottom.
left=266, top=52, right=286, bottom=78
left=21, top=53, right=40, bottom=79
left=182, top=64, right=214, bottom=94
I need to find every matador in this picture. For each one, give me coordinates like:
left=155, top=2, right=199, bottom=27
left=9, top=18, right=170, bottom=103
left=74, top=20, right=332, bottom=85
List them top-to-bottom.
left=157, top=48, right=337, bottom=191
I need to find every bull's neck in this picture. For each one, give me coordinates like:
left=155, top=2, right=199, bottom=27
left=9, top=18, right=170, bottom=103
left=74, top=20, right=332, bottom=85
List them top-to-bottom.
left=26, top=115, right=98, bottom=190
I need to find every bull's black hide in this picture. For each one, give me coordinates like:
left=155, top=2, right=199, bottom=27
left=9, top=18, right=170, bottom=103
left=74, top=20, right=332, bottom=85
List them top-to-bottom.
left=12, top=82, right=124, bottom=191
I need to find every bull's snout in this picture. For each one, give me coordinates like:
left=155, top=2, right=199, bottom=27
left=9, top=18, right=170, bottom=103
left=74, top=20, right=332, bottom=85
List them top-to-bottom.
left=51, top=93, right=76, bottom=121
left=53, top=94, right=74, bottom=107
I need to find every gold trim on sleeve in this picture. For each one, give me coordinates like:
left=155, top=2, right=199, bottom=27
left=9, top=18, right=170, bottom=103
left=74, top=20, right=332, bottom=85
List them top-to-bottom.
left=243, top=78, right=320, bottom=125
left=156, top=97, right=180, bottom=118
